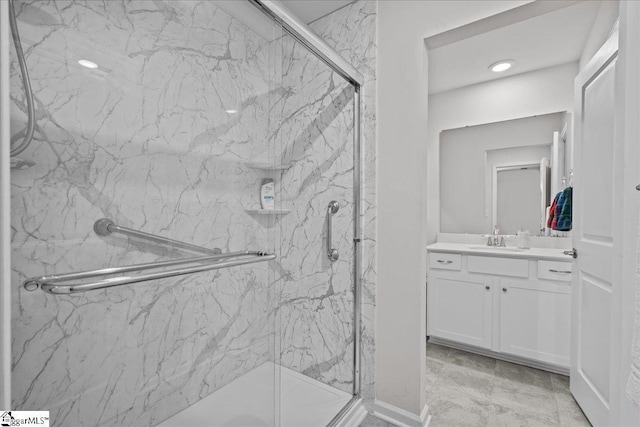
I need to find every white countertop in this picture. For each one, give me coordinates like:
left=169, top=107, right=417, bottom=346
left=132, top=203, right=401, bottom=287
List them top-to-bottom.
left=427, top=242, right=573, bottom=262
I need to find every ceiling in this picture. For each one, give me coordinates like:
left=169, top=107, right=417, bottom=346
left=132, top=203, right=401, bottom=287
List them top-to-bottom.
left=427, top=0, right=601, bottom=95
left=281, top=1, right=355, bottom=24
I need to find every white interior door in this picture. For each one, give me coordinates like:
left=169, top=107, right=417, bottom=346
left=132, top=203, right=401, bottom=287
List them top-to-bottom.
left=613, top=3, right=640, bottom=425
left=570, top=31, right=619, bottom=426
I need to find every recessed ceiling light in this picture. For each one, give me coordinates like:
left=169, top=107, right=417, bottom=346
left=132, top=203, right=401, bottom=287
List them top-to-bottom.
left=78, top=59, right=98, bottom=69
left=489, top=60, right=514, bottom=73
left=225, top=109, right=238, bottom=114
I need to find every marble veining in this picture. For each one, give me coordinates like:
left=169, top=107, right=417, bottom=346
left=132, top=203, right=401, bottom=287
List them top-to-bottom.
left=9, top=0, right=377, bottom=425
left=266, top=0, right=377, bottom=397
left=308, top=0, right=377, bottom=400
left=10, top=1, right=279, bottom=426
left=273, top=34, right=356, bottom=393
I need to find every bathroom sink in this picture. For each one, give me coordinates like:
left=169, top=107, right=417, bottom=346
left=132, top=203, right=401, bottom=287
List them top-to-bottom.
left=467, top=245, right=528, bottom=252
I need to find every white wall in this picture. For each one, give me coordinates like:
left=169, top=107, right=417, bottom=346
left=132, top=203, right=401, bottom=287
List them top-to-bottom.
left=376, top=0, right=530, bottom=417
left=428, top=62, right=578, bottom=243
left=440, top=113, right=561, bottom=235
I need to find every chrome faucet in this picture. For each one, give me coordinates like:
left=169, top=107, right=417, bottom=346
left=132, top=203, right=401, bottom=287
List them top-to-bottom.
left=487, top=226, right=506, bottom=247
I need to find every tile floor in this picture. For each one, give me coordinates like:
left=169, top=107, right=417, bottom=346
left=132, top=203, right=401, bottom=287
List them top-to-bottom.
left=360, top=342, right=591, bottom=427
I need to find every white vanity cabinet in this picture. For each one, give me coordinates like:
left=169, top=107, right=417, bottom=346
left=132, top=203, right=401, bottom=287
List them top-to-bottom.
left=427, top=245, right=573, bottom=373
left=429, top=271, right=493, bottom=349
left=499, top=278, right=571, bottom=367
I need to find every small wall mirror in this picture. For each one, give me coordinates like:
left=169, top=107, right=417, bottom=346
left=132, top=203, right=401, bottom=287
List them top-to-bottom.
left=440, top=111, right=569, bottom=236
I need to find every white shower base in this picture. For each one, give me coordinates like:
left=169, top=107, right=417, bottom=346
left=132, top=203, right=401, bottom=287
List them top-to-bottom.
left=158, top=362, right=352, bottom=427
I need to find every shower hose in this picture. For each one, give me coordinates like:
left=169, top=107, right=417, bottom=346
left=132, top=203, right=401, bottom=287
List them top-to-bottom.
left=8, top=0, right=36, bottom=157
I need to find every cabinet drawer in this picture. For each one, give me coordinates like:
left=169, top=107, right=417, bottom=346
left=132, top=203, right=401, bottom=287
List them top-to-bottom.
left=429, top=253, right=462, bottom=270
left=467, top=256, right=528, bottom=278
left=538, top=260, right=573, bottom=282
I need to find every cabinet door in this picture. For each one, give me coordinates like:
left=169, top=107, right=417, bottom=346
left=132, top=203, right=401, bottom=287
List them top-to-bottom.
left=428, top=272, right=493, bottom=349
left=500, top=279, right=571, bottom=367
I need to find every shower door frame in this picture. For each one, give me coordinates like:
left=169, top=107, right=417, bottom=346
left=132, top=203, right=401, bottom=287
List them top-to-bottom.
left=250, top=0, right=365, bottom=411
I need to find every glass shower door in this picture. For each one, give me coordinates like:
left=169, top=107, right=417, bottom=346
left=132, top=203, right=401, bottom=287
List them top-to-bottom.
left=8, top=1, right=284, bottom=426
left=273, top=33, right=357, bottom=426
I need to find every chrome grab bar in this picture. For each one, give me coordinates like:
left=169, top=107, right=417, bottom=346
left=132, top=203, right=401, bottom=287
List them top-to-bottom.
left=327, top=201, right=339, bottom=262
left=94, top=218, right=222, bottom=255
left=23, top=251, right=275, bottom=295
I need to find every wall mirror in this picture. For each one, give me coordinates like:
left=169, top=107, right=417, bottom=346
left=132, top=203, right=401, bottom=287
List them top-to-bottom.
left=439, top=111, right=569, bottom=236
left=492, top=158, right=550, bottom=235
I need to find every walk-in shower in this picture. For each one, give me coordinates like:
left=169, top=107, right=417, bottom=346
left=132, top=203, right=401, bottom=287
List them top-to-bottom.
left=4, top=0, right=364, bottom=425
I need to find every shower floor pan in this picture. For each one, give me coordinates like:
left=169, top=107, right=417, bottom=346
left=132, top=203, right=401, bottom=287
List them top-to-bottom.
left=158, top=362, right=352, bottom=427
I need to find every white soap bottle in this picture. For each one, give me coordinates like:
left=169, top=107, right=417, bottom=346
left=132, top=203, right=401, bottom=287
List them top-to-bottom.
left=260, top=179, right=275, bottom=210
left=517, top=226, right=531, bottom=249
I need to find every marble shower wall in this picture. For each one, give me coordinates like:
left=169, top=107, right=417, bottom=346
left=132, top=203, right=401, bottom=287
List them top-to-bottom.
left=9, top=0, right=378, bottom=425
left=272, top=0, right=377, bottom=398
left=311, top=0, right=378, bottom=400
left=10, top=1, right=282, bottom=426
left=275, top=37, right=356, bottom=394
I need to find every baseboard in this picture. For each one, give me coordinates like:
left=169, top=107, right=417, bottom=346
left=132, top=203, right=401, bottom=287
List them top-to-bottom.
left=428, top=337, right=570, bottom=376
left=332, top=397, right=368, bottom=427
left=366, top=400, right=430, bottom=427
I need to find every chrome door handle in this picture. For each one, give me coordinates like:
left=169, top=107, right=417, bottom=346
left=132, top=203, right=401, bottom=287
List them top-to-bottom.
left=327, top=201, right=339, bottom=262
left=563, top=248, right=578, bottom=259
left=549, top=269, right=572, bottom=274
